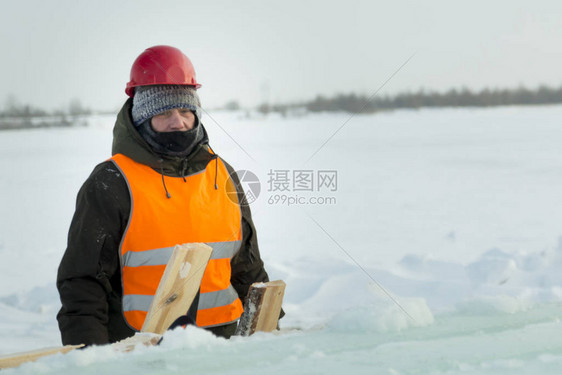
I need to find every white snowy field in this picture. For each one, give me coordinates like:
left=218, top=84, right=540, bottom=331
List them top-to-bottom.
left=2, top=105, right=562, bottom=374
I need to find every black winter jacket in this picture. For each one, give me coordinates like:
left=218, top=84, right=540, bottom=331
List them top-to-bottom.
left=56, top=100, right=270, bottom=345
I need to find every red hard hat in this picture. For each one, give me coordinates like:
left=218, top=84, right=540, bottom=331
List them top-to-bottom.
left=125, top=45, right=202, bottom=97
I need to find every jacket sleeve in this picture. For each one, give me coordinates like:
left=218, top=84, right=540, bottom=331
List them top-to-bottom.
left=56, top=161, right=129, bottom=346
left=221, top=161, right=271, bottom=301
left=230, top=200, right=270, bottom=301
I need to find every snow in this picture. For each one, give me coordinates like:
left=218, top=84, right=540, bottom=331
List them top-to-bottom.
left=2, top=105, right=562, bottom=373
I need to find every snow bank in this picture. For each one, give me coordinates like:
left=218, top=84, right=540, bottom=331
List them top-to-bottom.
left=0, top=284, right=59, bottom=315
left=455, top=295, right=533, bottom=315
left=327, top=297, right=434, bottom=333
left=159, top=325, right=228, bottom=350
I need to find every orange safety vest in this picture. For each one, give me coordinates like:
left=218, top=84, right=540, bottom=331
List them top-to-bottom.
left=110, top=152, right=244, bottom=330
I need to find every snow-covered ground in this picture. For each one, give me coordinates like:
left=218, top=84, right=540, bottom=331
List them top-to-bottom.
left=2, top=105, right=562, bottom=374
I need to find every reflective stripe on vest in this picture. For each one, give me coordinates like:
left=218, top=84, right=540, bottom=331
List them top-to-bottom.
left=111, top=153, right=244, bottom=330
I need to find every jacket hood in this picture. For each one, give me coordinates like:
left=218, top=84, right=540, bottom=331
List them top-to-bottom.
left=111, top=99, right=215, bottom=177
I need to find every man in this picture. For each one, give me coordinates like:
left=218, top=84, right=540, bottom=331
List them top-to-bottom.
left=57, top=45, right=273, bottom=345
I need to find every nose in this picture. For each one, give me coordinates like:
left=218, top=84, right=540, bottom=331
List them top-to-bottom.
left=169, top=110, right=189, bottom=130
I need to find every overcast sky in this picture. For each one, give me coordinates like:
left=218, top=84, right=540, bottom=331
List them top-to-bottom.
left=1, top=0, right=561, bottom=111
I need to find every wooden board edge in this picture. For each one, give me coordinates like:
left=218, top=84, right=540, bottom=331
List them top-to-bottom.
left=0, top=344, right=84, bottom=369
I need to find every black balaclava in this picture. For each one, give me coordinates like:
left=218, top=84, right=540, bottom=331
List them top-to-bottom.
left=137, top=114, right=208, bottom=157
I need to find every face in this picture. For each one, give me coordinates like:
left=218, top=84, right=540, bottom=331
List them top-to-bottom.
left=151, top=108, right=196, bottom=132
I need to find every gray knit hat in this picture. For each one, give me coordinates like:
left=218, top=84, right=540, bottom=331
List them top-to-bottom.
left=131, top=85, right=202, bottom=126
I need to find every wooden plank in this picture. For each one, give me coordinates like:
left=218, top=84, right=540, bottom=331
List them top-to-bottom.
left=0, top=242, right=213, bottom=368
left=141, top=242, right=212, bottom=334
left=235, top=280, right=286, bottom=336
left=253, top=280, right=285, bottom=333
left=110, top=333, right=162, bottom=353
left=0, top=345, right=84, bottom=369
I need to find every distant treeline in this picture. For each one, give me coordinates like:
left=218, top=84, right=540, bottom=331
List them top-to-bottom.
left=3, top=85, right=562, bottom=130
left=257, top=85, right=562, bottom=115
left=0, top=97, right=91, bottom=130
